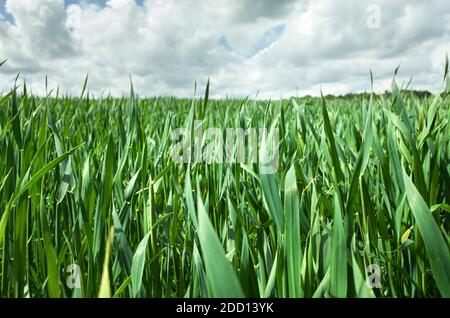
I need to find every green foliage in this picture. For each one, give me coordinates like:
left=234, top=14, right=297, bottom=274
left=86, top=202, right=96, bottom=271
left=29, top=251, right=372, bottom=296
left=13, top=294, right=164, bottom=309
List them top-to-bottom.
left=0, top=70, right=449, bottom=298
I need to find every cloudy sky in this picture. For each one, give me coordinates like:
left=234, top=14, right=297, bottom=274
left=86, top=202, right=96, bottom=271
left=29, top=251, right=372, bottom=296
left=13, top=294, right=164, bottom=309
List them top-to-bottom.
left=0, top=0, right=449, bottom=98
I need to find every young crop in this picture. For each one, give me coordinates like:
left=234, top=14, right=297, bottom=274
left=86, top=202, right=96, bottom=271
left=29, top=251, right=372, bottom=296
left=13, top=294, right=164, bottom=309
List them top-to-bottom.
left=0, top=69, right=449, bottom=298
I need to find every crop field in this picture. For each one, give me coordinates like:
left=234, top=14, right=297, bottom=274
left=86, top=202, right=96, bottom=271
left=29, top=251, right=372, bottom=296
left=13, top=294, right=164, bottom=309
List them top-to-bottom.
left=0, top=67, right=449, bottom=298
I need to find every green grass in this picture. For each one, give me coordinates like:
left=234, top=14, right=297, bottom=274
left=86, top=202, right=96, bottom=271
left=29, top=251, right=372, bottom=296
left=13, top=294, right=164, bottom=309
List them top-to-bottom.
left=0, top=69, right=449, bottom=298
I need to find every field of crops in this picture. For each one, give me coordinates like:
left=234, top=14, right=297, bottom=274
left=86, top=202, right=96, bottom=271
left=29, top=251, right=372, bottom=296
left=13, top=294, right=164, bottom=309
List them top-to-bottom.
left=0, top=68, right=449, bottom=298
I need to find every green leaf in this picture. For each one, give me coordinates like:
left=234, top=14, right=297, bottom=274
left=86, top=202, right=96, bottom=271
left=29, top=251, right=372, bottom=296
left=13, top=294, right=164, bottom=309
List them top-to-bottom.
left=444, top=53, right=449, bottom=82
left=81, top=74, right=89, bottom=99
left=11, top=87, right=23, bottom=148
left=321, top=94, right=344, bottom=186
left=347, top=94, right=373, bottom=211
left=16, top=144, right=82, bottom=202
left=57, top=156, right=74, bottom=204
left=284, top=165, right=302, bottom=297
left=124, top=169, right=141, bottom=200
left=403, top=169, right=450, bottom=297
left=185, top=171, right=198, bottom=229
left=260, top=173, right=284, bottom=232
left=40, top=192, right=60, bottom=298
left=329, top=192, right=347, bottom=297
left=196, top=194, right=244, bottom=297
left=400, top=226, right=413, bottom=244
left=99, top=227, right=115, bottom=298
left=131, top=232, right=151, bottom=298
left=351, top=236, right=375, bottom=298
left=263, top=251, right=278, bottom=298
left=113, top=276, right=132, bottom=298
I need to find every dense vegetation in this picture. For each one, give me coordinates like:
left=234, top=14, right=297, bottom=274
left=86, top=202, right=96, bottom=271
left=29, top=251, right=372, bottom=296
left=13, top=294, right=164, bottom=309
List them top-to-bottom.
left=0, top=65, right=449, bottom=298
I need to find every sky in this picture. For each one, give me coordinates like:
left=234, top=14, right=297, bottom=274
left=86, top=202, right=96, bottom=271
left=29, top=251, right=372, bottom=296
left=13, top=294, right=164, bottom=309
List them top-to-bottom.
left=0, top=0, right=449, bottom=98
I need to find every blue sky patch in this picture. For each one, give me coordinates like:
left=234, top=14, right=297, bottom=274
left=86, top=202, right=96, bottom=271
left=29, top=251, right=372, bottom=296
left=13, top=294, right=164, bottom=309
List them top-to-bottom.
left=0, top=0, right=13, bottom=23
left=219, top=24, right=286, bottom=58
left=253, top=24, right=285, bottom=54
left=219, top=35, right=232, bottom=52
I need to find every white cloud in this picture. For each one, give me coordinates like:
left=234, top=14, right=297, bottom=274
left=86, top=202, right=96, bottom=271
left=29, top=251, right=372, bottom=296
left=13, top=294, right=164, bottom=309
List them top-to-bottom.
left=0, top=0, right=449, bottom=98
left=5, top=0, right=74, bottom=58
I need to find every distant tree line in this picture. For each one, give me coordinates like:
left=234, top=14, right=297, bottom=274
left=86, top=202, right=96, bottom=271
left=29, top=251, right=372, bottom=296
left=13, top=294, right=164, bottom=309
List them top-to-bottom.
left=298, top=90, right=434, bottom=102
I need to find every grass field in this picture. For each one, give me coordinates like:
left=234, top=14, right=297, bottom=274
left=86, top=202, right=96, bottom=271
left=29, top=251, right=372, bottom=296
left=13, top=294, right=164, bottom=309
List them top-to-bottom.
left=0, top=66, right=449, bottom=298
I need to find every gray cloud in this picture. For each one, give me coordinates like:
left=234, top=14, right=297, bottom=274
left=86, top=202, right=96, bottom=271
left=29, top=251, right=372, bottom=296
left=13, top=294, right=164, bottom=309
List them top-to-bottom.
left=0, top=0, right=449, bottom=97
left=6, top=0, right=75, bottom=58
left=231, top=0, right=300, bottom=22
